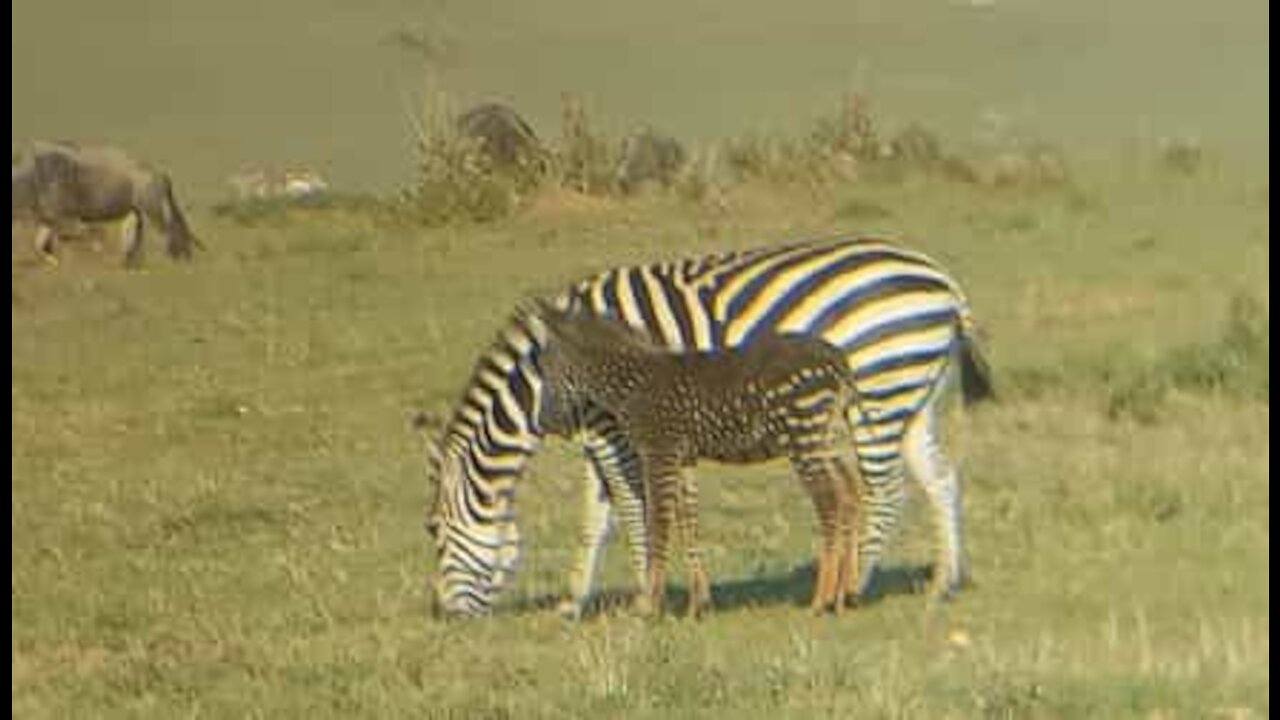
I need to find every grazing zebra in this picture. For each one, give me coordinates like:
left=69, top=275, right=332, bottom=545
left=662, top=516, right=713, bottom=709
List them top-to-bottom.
left=422, top=235, right=993, bottom=617
left=532, top=302, right=863, bottom=617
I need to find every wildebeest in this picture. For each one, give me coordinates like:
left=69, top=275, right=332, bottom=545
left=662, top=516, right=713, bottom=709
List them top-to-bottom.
left=455, top=102, right=546, bottom=178
left=615, top=126, right=688, bottom=195
left=11, top=140, right=202, bottom=267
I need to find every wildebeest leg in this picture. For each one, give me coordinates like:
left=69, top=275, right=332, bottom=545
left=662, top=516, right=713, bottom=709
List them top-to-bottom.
left=121, top=210, right=144, bottom=268
left=33, top=224, right=59, bottom=266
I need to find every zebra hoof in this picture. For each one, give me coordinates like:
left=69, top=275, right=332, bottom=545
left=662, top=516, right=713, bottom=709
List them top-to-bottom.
left=929, top=578, right=964, bottom=604
left=687, top=596, right=711, bottom=620
left=809, top=602, right=835, bottom=617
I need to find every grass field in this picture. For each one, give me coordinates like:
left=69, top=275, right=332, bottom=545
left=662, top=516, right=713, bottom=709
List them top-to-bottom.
left=11, top=0, right=1269, bottom=717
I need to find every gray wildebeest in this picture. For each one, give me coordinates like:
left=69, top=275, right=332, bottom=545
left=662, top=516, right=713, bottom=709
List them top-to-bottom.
left=455, top=103, right=547, bottom=183
left=615, top=126, right=688, bottom=195
left=11, top=140, right=202, bottom=267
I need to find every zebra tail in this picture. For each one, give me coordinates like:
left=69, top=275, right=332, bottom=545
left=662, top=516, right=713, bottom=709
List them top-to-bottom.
left=956, top=313, right=995, bottom=407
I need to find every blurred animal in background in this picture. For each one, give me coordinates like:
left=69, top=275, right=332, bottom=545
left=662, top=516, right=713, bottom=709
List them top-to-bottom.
left=455, top=102, right=548, bottom=181
left=615, top=126, right=688, bottom=195
left=1157, top=136, right=1204, bottom=176
left=12, top=140, right=203, bottom=267
left=226, top=167, right=330, bottom=202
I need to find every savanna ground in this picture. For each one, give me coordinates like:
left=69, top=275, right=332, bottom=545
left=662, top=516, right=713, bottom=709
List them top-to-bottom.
left=11, top=0, right=1269, bottom=718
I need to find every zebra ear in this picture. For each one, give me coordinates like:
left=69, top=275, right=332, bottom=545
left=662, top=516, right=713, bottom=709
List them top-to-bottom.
left=517, top=296, right=552, bottom=326
left=529, top=296, right=562, bottom=320
left=411, top=407, right=449, bottom=449
left=410, top=409, right=436, bottom=431
left=424, top=437, right=444, bottom=476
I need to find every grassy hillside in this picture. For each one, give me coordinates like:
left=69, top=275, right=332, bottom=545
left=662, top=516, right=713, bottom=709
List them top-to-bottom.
left=11, top=0, right=1269, bottom=717
left=12, top=157, right=1269, bottom=717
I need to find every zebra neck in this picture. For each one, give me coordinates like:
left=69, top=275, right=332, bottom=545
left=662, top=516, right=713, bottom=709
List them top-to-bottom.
left=440, top=336, right=546, bottom=520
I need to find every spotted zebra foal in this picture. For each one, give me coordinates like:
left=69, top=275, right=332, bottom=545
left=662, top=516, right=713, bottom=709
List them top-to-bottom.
left=534, top=302, right=865, bottom=617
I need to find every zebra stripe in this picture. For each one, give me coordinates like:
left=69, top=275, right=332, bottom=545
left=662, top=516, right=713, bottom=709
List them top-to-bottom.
left=424, top=235, right=991, bottom=616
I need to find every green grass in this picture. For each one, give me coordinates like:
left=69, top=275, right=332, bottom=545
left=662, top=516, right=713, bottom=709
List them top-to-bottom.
left=11, top=151, right=1269, bottom=717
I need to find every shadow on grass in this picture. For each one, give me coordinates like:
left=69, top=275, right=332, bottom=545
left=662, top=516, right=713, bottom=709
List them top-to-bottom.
left=510, top=562, right=934, bottom=619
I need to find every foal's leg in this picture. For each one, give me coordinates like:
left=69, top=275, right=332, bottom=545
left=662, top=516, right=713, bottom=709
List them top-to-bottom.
left=644, top=453, right=682, bottom=617
left=791, top=453, right=844, bottom=614
left=832, top=455, right=864, bottom=609
left=675, top=469, right=711, bottom=618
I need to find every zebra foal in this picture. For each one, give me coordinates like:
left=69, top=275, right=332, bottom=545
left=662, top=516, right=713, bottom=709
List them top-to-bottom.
left=533, top=302, right=865, bottom=617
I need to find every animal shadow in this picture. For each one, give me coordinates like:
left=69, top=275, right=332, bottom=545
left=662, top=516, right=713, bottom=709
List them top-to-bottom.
left=708, top=561, right=934, bottom=614
left=512, top=562, right=934, bottom=619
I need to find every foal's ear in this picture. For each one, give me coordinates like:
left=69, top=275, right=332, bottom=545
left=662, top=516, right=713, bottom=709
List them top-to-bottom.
left=521, top=296, right=572, bottom=337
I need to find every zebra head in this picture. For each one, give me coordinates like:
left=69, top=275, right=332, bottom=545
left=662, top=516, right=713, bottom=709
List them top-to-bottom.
left=422, top=305, right=555, bottom=617
left=424, top=432, right=523, bottom=617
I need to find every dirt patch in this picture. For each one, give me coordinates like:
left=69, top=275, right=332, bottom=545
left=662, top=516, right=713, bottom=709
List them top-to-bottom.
left=523, top=187, right=617, bottom=221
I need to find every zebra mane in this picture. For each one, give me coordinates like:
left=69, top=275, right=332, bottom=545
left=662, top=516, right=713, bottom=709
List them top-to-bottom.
left=527, top=298, right=661, bottom=361
left=433, top=303, right=548, bottom=452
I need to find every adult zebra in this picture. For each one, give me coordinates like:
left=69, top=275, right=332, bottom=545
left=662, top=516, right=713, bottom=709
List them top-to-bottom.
left=423, top=235, right=994, bottom=617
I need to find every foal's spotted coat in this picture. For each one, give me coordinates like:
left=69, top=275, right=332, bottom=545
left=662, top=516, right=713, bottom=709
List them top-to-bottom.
left=535, top=304, right=865, bottom=616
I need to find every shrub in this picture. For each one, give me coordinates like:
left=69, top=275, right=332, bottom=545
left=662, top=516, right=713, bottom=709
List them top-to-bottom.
left=404, top=89, right=522, bottom=225
left=554, top=92, right=617, bottom=196
left=1105, top=291, right=1269, bottom=422
left=1162, top=291, right=1269, bottom=400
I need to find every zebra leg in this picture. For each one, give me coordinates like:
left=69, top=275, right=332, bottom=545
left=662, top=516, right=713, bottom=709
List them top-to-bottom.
left=903, top=399, right=969, bottom=600
left=592, top=428, right=651, bottom=613
left=559, top=429, right=650, bottom=618
left=850, top=446, right=908, bottom=601
left=556, top=455, right=614, bottom=620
